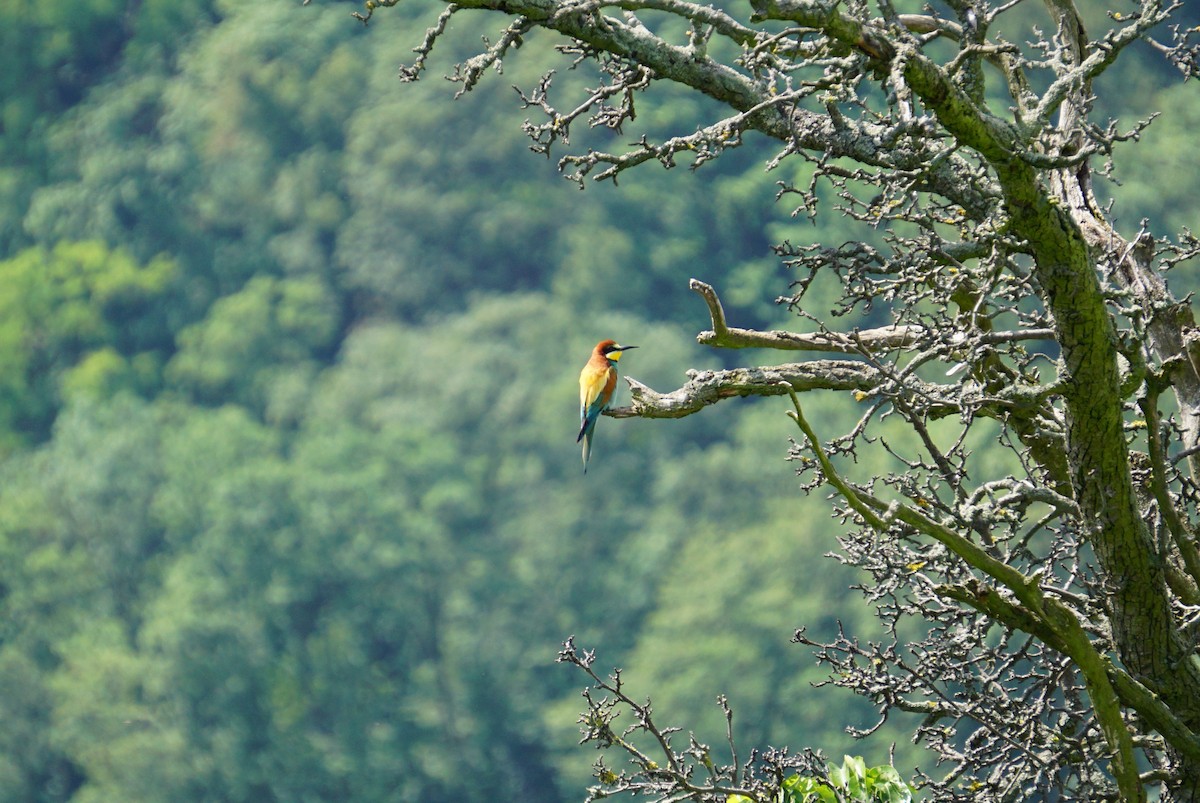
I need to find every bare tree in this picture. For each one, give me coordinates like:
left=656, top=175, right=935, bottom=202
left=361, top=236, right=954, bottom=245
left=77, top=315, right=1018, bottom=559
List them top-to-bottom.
left=352, top=0, right=1200, bottom=799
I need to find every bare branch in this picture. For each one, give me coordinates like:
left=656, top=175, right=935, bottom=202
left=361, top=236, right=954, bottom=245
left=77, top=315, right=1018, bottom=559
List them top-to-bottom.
left=1033, top=0, right=1174, bottom=131
left=691, top=277, right=1055, bottom=353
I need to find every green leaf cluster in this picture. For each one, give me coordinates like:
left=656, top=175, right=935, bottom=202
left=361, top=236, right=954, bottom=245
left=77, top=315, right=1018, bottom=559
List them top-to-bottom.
left=786, top=756, right=914, bottom=803
left=729, top=757, right=914, bottom=803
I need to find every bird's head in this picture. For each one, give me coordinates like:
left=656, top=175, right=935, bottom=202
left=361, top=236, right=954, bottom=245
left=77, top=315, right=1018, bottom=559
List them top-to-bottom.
left=597, top=340, right=637, bottom=363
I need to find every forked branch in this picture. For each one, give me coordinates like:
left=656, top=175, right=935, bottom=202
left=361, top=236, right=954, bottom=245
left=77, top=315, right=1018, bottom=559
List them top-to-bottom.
left=691, top=278, right=1054, bottom=353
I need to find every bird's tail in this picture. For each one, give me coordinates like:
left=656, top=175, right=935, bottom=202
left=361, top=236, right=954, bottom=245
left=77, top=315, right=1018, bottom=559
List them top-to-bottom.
left=581, top=430, right=593, bottom=474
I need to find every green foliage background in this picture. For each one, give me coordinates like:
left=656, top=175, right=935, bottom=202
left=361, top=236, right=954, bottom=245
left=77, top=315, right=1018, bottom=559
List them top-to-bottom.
left=0, top=0, right=1195, bottom=800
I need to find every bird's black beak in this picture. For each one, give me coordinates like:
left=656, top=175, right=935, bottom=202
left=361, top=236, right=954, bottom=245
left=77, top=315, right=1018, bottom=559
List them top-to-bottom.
left=619, top=345, right=638, bottom=351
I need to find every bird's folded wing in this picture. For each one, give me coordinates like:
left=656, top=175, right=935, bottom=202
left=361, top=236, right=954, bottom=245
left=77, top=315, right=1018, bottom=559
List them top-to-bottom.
left=579, top=365, right=611, bottom=422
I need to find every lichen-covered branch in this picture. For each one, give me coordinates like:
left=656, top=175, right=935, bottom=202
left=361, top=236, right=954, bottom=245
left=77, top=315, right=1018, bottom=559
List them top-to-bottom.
left=691, top=277, right=1055, bottom=353
left=605, top=356, right=1058, bottom=430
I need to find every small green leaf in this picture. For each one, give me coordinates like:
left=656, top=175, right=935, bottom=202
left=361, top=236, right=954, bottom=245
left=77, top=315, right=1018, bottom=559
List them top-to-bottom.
left=842, top=756, right=866, bottom=797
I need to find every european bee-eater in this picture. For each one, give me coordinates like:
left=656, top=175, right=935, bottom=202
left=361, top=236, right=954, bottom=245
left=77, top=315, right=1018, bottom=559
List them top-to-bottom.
left=577, top=339, right=637, bottom=473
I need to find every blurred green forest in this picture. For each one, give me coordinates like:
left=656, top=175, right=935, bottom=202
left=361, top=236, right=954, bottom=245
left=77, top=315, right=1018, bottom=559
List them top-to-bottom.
left=1, top=0, right=1197, bottom=800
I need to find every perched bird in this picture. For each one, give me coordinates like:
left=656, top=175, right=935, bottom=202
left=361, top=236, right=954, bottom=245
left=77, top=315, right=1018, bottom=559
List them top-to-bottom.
left=577, top=339, right=637, bottom=473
